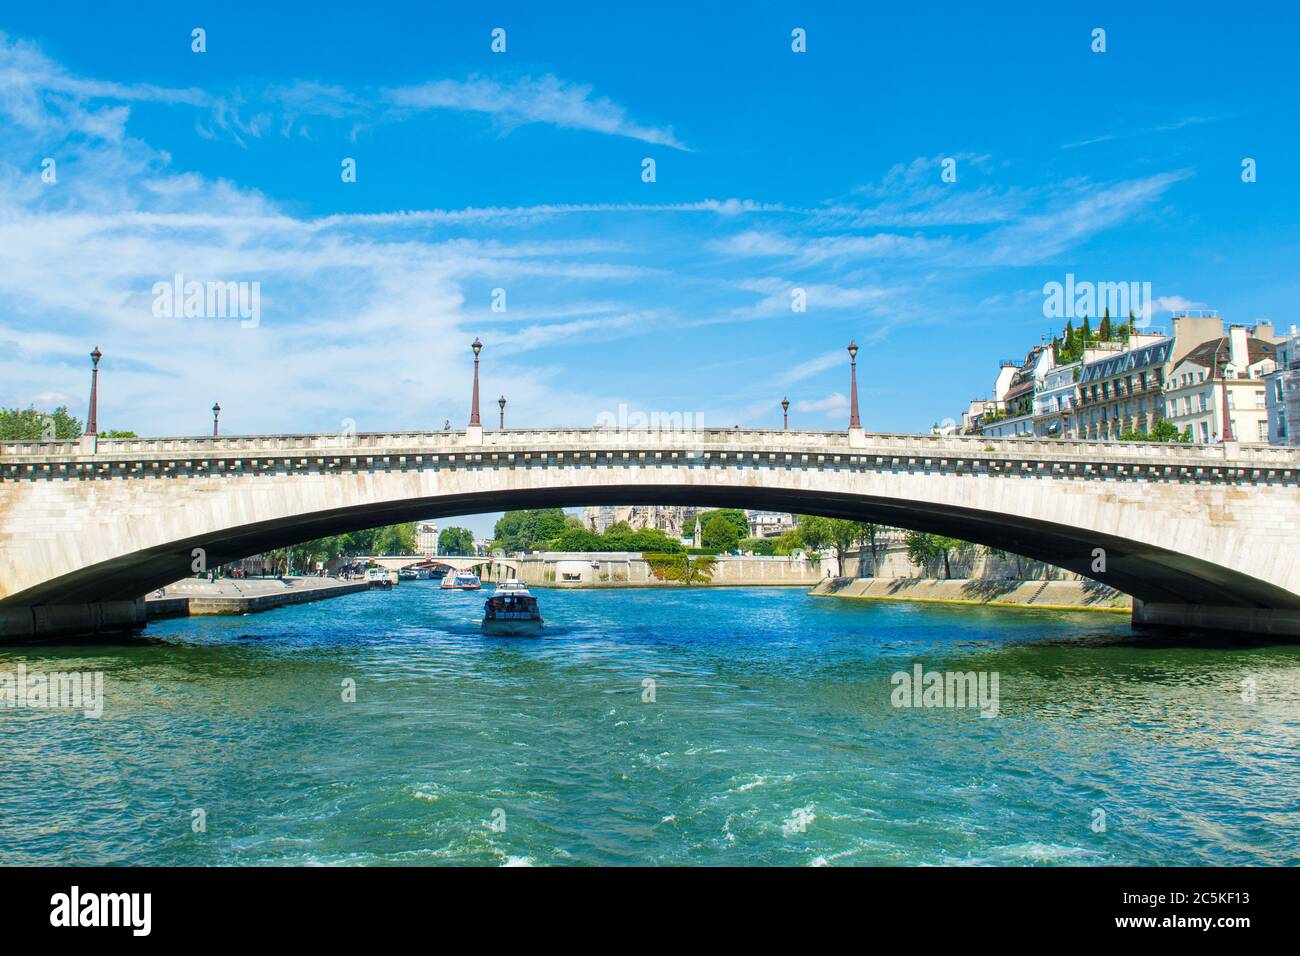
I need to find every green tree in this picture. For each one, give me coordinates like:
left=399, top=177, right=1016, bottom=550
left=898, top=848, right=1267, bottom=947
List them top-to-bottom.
left=0, top=405, right=83, bottom=440
left=1118, top=417, right=1188, bottom=443
left=493, top=508, right=570, bottom=552
left=691, top=509, right=748, bottom=547
left=701, top=513, right=743, bottom=552
left=798, top=515, right=871, bottom=574
left=373, top=522, right=417, bottom=555
left=859, top=523, right=884, bottom=576
left=438, top=526, right=475, bottom=555
left=548, top=527, right=604, bottom=551
left=772, top=527, right=803, bottom=556
left=626, top=528, right=684, bottom=553
left=904, top=531, right=972, bottom=579
left=741, top=536, right=777, bottom=555
left=645, top=552, right=717, bottom=585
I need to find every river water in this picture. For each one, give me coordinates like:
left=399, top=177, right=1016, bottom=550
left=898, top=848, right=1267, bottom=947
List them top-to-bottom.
left=2, top=583, right=1297, bottom=866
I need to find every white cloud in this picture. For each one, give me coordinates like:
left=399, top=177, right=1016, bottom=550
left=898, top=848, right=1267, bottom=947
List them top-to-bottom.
left=385, top=75, right=688, bottom=150
left=794, top=392, right=849, bottom=419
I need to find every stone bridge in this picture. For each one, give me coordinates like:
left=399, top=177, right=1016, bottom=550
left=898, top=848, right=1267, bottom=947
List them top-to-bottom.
left=1, top=427, right=1298, bottom=641
left=358, top=555, right=519, bottom=575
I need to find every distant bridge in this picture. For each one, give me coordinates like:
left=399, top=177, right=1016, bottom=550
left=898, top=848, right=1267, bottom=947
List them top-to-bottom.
left=2, top=427, right=1299, bottom=640
left=357, top=555, right=519, bottom=575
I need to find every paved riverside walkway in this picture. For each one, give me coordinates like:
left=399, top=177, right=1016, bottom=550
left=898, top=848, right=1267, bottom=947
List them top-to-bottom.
left=145, top=576, right=372, bottom=618
left=811, top=577, right=1131, bottom=612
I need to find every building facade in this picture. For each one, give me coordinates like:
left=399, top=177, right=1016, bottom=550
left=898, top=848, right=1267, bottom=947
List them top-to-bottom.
left=1166, top=326, right=1277, bottom=445
left=1265, top=328, right=1300, bottom=445
left=1075, top=335, right=1173, bottom=440
left=1032, top=361, right=1081, bottom=438
left=583, top=505, right=700, bottom=537
left=746, top=510, right=796, bottom=538
left=415, top=521, right=439, bottom=557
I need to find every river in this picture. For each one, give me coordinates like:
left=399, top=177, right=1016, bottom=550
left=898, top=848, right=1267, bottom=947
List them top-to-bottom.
left=2, top=583, right=1297, bottom=865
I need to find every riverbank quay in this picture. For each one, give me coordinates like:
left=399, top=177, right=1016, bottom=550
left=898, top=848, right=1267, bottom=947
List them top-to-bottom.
left=146, top=576, right=373, bottom=619
left=811, top=577, right=1131, bottom=612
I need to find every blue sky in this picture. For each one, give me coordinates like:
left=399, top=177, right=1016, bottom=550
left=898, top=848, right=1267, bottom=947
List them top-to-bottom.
left=2, top=2, right=1297, bottom=532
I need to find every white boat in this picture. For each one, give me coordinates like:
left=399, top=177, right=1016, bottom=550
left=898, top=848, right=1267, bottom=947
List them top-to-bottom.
left=365, top=568, right=394, bottom=589
left=440, top=570, right=482, bottom=590
left=482, top=580, right=543, bottom=636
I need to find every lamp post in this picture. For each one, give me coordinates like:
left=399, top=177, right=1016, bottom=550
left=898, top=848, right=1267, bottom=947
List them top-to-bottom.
left=469, top=337, right=483, bottom=427
left=1216, top=339, right=1235, bottom=445
left=847, top=341, right=861, bottom=429
left=86, top=346, right=102, bottom=437
left=498, top=395, right=506, bottom=429
left=781, top=397, right=790, bottom=430
left=212, top=402, right=221, bottom=437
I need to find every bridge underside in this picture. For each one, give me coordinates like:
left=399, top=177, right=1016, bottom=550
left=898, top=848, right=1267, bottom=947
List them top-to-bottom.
left=4, top=483, right=1297, bottom=643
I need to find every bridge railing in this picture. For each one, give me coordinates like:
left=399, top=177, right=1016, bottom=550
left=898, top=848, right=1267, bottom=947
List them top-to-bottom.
left=4, top=428, right=1300, bottom=464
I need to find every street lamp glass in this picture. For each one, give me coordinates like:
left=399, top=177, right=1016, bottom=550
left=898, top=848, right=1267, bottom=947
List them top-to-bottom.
left=471, top=337, right=483, bottom=356
left=847, top=342, right=858, bottom=361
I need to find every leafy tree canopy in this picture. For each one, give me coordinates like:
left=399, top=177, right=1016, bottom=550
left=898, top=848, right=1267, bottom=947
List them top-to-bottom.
left=0, top=406, right=83, bottom=440
left=1119, top=418, right=1189, bottom=443
left=493, top=508, right=570, bottom=552
left=438, top=526, right=476, bottom=555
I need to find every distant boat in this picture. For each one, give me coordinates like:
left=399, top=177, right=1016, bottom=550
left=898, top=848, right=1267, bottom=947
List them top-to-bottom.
left=365, top=568, right=394, bottom=590
left=441, top=570, right=482, bottom=590
left=482, top=580, right=543, bottom=636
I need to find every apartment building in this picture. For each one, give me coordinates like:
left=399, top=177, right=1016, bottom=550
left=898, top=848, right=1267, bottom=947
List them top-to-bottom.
left=1166, top=326, right=1277, bottom=444
left=1265, top=327, right=1300, bottom=445
left=979, top=346, right=1053, bottom=438
left=746, top=510, right=796, bottom=538
left=415, top=521, right=439, bottom=557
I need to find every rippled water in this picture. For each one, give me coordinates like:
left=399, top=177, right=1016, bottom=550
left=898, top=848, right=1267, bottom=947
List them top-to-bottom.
left=2, top=583, right=1298, bottom=866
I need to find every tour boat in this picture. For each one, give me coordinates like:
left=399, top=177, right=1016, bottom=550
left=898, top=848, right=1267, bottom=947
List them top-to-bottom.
left=365, top=568, right=394, bottom=590
left=440, top=570, right=482, bottom=590
left=481, top=580, right=543, bottom=636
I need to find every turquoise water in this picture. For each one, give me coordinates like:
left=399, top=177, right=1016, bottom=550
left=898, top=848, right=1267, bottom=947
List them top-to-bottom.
left=2, top=584, right=1298, bottom=866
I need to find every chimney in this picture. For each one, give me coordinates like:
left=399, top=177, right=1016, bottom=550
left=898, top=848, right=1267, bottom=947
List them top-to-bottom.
left=1170, top=313, right=1224, bottom=366
left=1249, top=321, right=1278, bottom=343
left=1228, top=325, right=1250, bottom=371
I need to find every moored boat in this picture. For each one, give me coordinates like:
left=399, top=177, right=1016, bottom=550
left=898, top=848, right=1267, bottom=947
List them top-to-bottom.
left=481, top=580, right=543, bottom=636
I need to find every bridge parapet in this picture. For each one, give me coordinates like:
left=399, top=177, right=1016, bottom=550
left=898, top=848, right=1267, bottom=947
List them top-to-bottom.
left=4, top=428, right=1299, bottom=467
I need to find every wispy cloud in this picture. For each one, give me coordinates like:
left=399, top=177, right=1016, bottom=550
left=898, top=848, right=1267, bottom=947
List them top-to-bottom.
left=0, top=31, right=686, bottom=150
left=385, top=75, right=688, bottom=150
left=1060, top=114, right=1222, bottom=150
